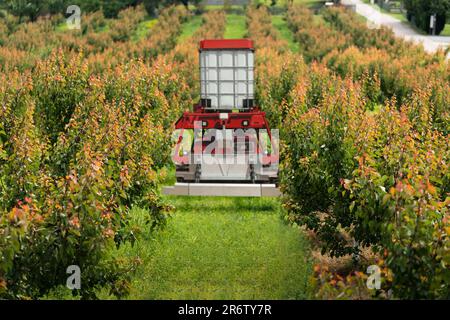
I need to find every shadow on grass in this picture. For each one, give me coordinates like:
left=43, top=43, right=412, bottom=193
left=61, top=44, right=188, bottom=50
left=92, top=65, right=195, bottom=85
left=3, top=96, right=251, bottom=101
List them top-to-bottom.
left=166, top=195, right=281, bottom=214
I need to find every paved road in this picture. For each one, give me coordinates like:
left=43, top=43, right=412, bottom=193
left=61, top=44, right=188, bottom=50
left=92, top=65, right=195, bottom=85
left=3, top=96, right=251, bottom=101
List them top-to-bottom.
left=342, top=0, right=450, bottom=59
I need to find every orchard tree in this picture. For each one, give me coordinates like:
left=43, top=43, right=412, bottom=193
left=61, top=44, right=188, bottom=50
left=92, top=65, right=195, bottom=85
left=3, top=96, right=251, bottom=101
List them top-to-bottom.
left=0, top=0, right=144, bottom=20
left=0, top=0, right=75, bottom=20
left=1, top=0, right=43, bottom=21
left=71, top=0, right=142, bottom=18
left=143, top=0, right=202, bottom=16
left=143, top=0, right=159, bottom=16
left=176, top=0, right=203, bottom=9
left=403, top=0, right=450, bottom=34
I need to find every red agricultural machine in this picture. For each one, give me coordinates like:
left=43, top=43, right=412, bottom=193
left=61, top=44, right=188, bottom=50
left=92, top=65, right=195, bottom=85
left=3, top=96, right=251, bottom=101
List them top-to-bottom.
left=163, top=39, right=280, bottom=197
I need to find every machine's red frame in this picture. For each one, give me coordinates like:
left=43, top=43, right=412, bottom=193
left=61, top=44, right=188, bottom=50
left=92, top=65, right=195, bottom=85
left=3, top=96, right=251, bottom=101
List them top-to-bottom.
left=199, top=39, right=254, bottom=50
left=173, top=107, right=279, bottom=166
left=175, top=109, right=270, bottom=130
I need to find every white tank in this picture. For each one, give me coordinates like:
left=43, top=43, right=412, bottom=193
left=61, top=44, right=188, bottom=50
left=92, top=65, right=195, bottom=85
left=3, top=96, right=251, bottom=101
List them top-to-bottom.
left=199, top=39, right=255, bottom=111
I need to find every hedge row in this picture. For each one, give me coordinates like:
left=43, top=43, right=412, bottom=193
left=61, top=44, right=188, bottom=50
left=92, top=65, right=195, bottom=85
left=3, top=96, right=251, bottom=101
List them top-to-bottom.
left=279, top=4, right=450, bottom=299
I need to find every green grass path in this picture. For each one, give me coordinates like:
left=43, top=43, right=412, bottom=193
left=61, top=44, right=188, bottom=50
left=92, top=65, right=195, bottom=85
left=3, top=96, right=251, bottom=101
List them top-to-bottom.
left=119, top=10, right=311, bottom=301
left=225, top=14, right=248, bottom=39
left=178, top=15, right=204, bottom=43
left=271, top=15, right=300, bottom=53
left=133, top=18, right=158, bottom=41
left=124, top=197, right=312, bottom=299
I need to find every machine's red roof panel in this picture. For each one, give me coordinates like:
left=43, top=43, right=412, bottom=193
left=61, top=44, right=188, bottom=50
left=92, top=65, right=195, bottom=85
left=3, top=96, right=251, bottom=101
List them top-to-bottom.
left=200, top=39, right=254, bottom=50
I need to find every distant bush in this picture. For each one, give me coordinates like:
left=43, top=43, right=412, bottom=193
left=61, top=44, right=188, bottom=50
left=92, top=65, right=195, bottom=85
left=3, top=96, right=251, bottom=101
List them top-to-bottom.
left=0, top=0, right=143, bottom=20
left=403, top=0, right=450, bottom=35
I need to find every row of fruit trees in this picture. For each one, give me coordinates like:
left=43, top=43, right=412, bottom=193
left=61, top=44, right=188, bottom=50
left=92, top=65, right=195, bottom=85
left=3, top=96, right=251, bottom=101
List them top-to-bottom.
left=250, top=4, right=449, bottom=299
